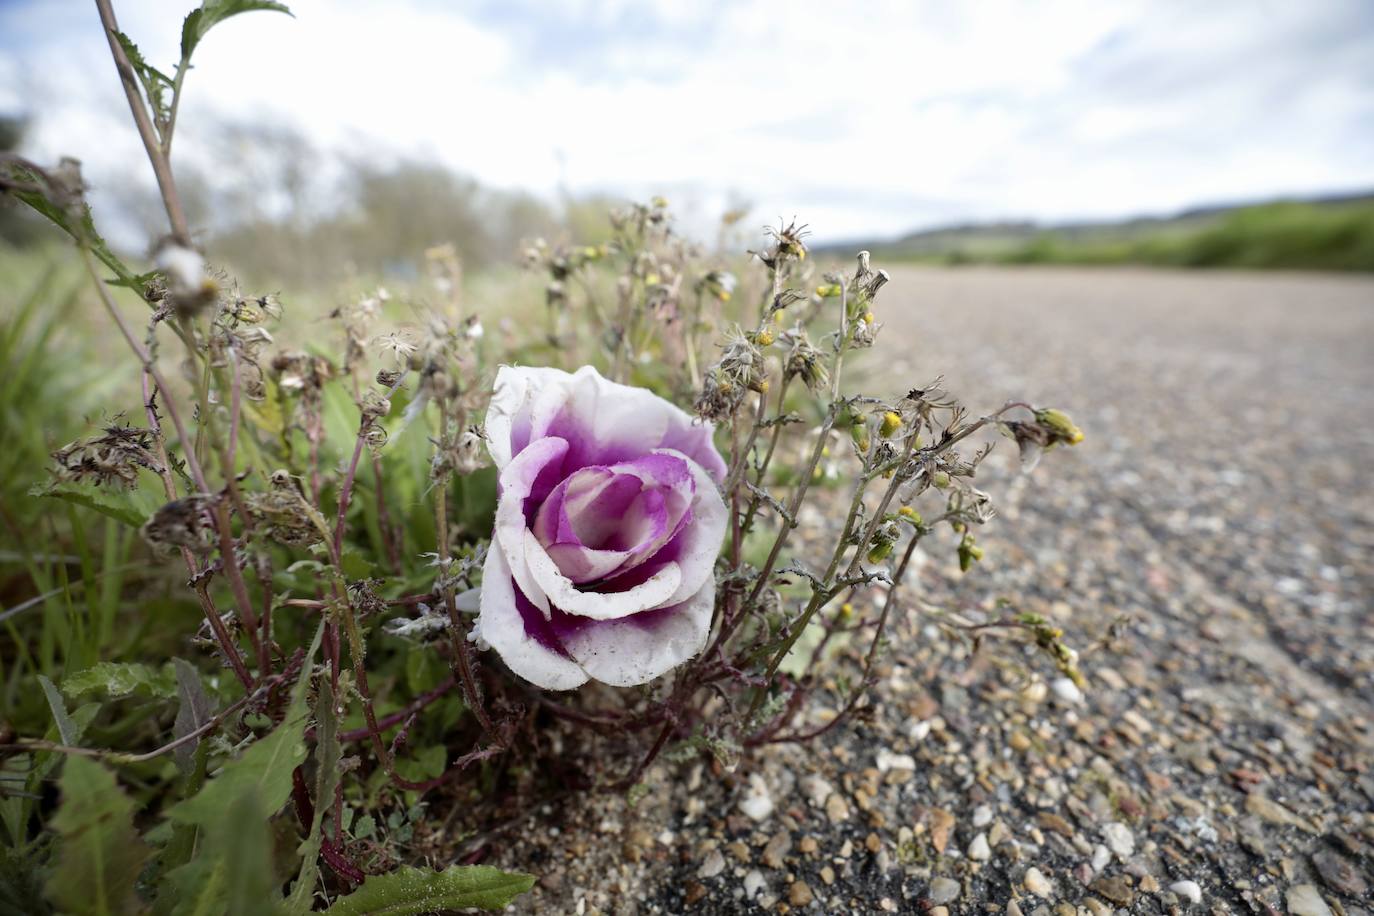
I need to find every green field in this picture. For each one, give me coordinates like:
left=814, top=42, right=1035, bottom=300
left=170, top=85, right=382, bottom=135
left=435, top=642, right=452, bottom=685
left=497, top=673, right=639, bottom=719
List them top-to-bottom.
left=853, top=196, right=1374, bottom=272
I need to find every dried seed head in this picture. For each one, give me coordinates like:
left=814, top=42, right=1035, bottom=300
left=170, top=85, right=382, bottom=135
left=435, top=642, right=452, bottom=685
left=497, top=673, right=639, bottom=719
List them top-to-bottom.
left=154, top=242, right=218, bottom=316
left=51, top=421, right=163, bottom=489
left=141, top=496, right=216, bottom=552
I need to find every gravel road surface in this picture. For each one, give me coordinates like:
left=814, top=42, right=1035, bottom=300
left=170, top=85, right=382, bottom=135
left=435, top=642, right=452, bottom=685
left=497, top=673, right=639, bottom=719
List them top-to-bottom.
left=499, top=266, right=1374, bottom=915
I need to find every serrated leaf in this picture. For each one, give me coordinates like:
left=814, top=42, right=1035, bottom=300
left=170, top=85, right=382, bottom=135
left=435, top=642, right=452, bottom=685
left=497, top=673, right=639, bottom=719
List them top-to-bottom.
left=181, top=0, right=293, bottom=62
left=114, top=30, right=173, bottom=127
left=0, top=165, right=139, bottom=286
left=32, top=479, right=162, bottom=529
left=63, top=661, right=178, bottom=700
left=45, top=757, right=152, bottom=916
left=322, top=865, right=535, bottom=916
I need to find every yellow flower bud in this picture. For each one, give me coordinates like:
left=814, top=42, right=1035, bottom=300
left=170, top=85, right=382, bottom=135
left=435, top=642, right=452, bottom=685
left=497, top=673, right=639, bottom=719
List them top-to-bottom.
left=815, top=284, right=842, bottom=298
left=863, top=310, right=875, bottom=324
left=756, top=328, right=775, bottom=347
left=1035, top=408, right=1085, bottom=445
left=879, top=411, right=901, bottom=438
left=899, top=506, right=922, bottom=525
left=839, top=602, right=854, bottom=621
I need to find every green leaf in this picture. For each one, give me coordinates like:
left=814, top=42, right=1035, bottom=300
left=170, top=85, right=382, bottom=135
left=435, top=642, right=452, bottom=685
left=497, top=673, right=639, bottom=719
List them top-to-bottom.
left=181, top=0, right=293, bottom=62
left=114, top=30, right=173, bottom=128
left=0, top=165, right=140, bottom=287
left=32, top=480, right=162, bottom=529
left=160, top=624, right=322, bottom=916
left=171, top=658, right=215, bottom=774
left=63, top=661, right=178, bottom=700
left=37, top=675, right=79, bottom=746
left=285, top=681, right=341, bottom=913
left=168, top=688, right=307, bottom=830
left=45, top=757, right=152, bottom=916
left=322, top=865, right=535, bottom=916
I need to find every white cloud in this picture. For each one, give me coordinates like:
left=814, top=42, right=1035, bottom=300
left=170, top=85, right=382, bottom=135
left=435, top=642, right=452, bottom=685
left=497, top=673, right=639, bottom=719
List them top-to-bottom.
left=3, top=0, right=1372, bottom=245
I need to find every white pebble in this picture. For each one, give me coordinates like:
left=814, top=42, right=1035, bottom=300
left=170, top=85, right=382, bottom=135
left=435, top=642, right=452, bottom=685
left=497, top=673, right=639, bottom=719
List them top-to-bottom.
left=1050, top=677, right=1084, bottom=704
left=876, top=749, right=917, bottom=772
left=737, top=774, right=774, bottom=822
left=802, top=774, right=835, bottom=808
left=971, top=805, right=994, bottom=828
left=1101, top=821, right=1135, bottom=858
left=968, top=833, right=991, bottom=861
left=1090, top=844, right=1111, bottom=872
left=698, top=849, right=725, bottom=878
left=1023, top=866, right=1055, bottom=898
left=743, top=869, right=767, bottom=899
left=1169, top=880, right=1203, bottom=905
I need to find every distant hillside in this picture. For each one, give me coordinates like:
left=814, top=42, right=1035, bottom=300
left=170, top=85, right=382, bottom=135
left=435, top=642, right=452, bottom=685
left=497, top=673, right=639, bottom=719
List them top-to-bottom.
left=824, top=191, right=1374, bottom=272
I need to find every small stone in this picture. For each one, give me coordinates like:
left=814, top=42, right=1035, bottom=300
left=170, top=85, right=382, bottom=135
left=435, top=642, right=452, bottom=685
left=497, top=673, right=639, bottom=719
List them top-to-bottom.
left=1050, top=677, right=1084, bottom=704
left=1009, top=730, right=1032, bottom=752
left=877, top=748, right=917, bottom=772
left=801, top=774, right=834, bottom=809
left=738, top=777, right=774, bottom=823
left=825, top=792, right=850, bottom=824
left=1245, top=794, right=1313, bottom=833
left=972, top=805, right=994, bottom=828
left=930, top=808, right=955, bottom=854
left=1038, top=812, right=1074, bottom=838
left=1101, top=822, right=1135, bottom=859
left=762, top=832, right=792, bottom=870
left=866, top=832, right=882, bottom=853
left=968, top=833, right=991, bottom=861
left=798, top=836, right=819, bottom=855
left=727, top=841, right=751, bottom=863
left=1090, top=845, right=1111, bottom=872
left=1311, top=847, right=1367, bottom=897
left=697, top=849, right=725, bottom=879
left=820, top=866, right=836, bottom=886
left=1024, top=867, right=1055, bottom=898
left=743, top=870, right=766, bottom=900
left=1090, top=875, right=1134, bottom=906
left=928, top=878, right=961, bottom=904
left=789, top=880, right=814, bottom=907
left=1169, top=880, right=1203, bottom=904
left=684, top=882, right=707, bottom=905
left=1285, top=884, right=1332, bottom=916
left=1083, top=899, right=1112, bottom=916
left=1006, top=901, right=1024, bottom=916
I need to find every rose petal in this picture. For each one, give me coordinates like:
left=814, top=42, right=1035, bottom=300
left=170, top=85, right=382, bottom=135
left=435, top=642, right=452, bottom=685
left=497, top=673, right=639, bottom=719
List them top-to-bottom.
left=486, top=365, right=726, bottom=480
left=486, top=366, right=571, bottom=470
left=493, top=436, right=570, bottom=613
left=650, top=449, right=727, bottom=606
left=523, top=528, right=684, bottom=620
left=476, top=547, right=588, bottom=690
left=558, top=576, right=715, bottom=687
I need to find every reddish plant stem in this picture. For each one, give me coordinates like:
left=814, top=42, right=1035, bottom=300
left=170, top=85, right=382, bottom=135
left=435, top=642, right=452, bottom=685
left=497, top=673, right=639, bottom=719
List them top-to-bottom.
left=94, top=0, right=191, bottom=243
left=141, top=368, right=254, bottom=692
left=336, top=676, right=456, bottom=743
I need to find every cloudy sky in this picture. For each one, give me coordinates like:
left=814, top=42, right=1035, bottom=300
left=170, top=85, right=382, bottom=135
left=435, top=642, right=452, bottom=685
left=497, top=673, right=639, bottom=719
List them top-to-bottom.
left=2, top=0, right=1372, bottom=243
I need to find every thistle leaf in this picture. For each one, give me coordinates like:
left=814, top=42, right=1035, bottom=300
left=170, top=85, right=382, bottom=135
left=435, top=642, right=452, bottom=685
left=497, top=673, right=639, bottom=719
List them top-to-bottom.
left=181, top=0, right=293, bottom=62
left=45, top=757, right=152, bottom=916
left=321, top=865, right=535, bottom=916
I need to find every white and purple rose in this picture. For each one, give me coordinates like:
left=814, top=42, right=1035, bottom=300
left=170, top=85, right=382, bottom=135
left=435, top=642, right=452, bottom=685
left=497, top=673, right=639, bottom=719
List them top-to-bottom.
left=475, top=366, right=728, bottom=690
